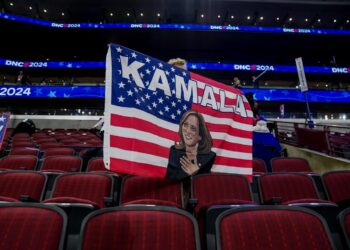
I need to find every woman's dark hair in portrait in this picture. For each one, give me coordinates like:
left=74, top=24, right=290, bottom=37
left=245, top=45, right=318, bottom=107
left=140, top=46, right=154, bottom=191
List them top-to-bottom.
left=175, top=110, right=213, bottom=154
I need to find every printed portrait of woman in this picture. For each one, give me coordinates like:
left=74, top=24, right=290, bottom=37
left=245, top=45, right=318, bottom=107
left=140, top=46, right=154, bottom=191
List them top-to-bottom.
left=166, top=110, right=216, bottom=180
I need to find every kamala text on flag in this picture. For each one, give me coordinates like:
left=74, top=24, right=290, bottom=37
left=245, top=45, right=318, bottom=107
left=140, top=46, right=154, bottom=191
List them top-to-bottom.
left=104, top=44, right=253, bottom=179
left=0, top=113, right=10, bottom=149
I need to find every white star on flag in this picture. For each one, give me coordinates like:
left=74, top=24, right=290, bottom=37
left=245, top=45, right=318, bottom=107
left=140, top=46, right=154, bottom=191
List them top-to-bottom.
left=118, top=82, right=125, bottom=88
left=118, top=95, right=125, bottom=102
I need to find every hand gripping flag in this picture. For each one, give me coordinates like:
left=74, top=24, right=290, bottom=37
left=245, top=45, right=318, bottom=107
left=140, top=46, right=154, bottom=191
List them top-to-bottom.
left=104, top=44, right=253, bottom=180
left=0, top=113, right=10, bottom=150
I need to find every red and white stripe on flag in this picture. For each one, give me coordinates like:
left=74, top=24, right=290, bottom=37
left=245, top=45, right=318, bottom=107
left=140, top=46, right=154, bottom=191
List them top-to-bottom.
left=103, top=44, right=253, bottom=180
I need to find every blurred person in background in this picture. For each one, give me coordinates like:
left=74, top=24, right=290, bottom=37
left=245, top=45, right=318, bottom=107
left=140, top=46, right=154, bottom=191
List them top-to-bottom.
left=168, top=58, right=187, bottom=70
left=15, top=70, right=27, bottom=85
left=232, top=76, right=242, bottom=88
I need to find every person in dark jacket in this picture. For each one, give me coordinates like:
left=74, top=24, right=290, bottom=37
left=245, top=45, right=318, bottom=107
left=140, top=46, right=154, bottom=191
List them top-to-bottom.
left=166, top=110, right=216, bottom=180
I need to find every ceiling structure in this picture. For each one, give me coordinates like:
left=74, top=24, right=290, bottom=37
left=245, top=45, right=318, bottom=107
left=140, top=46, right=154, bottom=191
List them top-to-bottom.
left=0, top=0, right=350, bottom=84
left=1, top=0, right=350, bottom=28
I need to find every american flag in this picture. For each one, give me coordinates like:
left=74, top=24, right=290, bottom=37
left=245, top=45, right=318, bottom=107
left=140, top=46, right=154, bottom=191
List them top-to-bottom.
left=104, top=44, right=253, bottom=180
left=0, top=113, right=10, bottom=149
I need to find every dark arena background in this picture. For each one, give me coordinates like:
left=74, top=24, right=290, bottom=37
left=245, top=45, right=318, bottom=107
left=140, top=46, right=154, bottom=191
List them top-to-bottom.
left=0, top=0, right=350, bottom=249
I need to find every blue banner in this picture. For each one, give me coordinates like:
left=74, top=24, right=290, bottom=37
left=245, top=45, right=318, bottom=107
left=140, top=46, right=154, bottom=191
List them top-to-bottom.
left=1, top=12, right=350, bottom=36
left=1, top=58, right=350, bottom=74
left=0, top=86, right=349, bottom=103
left=0, top=86, right=104, bottom=98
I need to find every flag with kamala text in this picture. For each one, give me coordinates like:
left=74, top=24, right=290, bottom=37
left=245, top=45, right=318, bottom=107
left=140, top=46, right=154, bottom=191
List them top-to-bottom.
left=104, top=44, right=253, bottom=180
left=0, top=113, right=10, bottom=150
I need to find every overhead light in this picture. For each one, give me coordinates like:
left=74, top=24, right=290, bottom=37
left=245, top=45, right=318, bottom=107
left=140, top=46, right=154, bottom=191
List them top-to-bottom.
left=9, top=2, right=14, bottom=6
left=29, top=6, right=33, bottom=10
left=43, top=9, right=47, bottom=13
left=61, top=12, right=65, bottom=16
left=110, top=13, right=113, bottom=16
left=127, top=13, right=130, bottom=16
left=140, top=13, right=143, bottom=17
left=157, top=13, right=160, bottom=17
left=201, top=14, right=204, bottom=18
left=218, top=15, right=221, bottom=19
left=230, top=15, right=234, bottom=19
left=247, top=16, right=251, bottom=20
left=260, top=16, right=264, bottom=20
left=276, top=17, right=280, bottom=21
left=289, top=17, right=293, bottom=21
left=305, top=18, right=308, bottom=22
left=318, top=18, right=321, bottom=22
left=333, top=19, right=337, bottom=23
left=346, top=20, right=349, bottom=23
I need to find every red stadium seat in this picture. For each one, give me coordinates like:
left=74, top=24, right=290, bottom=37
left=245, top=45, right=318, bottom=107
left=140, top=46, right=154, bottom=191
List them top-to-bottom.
left=32, top=132, right=49, bottom=139
left=12, top=133, right=30, bottom=139
left=11, top=137, right=31, bottom=142
left=35, top=138, right=57, bottom=145
left=60, top=139, right=81, bottom=145
left=84, top=140, right=102, bottom=146
left=11, top=141, right=35, bottom=148
left=40, top=142, right=64, bottom=150
left=9, top=147, right=39, bottom=156
left=43, top=148, right=76, bottom=157
left=0, top=155, right=38, bottom=171
left=40, top=156, right=82, bottom=173
left=86, top=157, right=107, bottom=172
left=271, top=157, right=313, bottom=172
left=253, top=158, right=267, bottom=174
left=0, top=171, right=47, bottom=202
left=323, top=171, right=350, bottom=209
left=43, top=173, right=114, bottom=208
left=43, top=173, right=115, bottom=248
left=259, top=173, right=333, bottom=205
left=191, top=174, right=255, bottom=248
left=192, top=174, right=255, bottom=216
left=120, top=175, right=183, bottom=208
left=0, top=203, right=67, bottom=250
left=79, top=206, right=200, bottom=250
left=216, top=206, right=335, bottom=250
left=339, top=207, right=350, bottom=249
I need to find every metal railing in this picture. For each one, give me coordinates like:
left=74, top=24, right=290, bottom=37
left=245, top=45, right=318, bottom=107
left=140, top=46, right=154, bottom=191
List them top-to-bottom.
left=271, top=120, right=350, bottom=160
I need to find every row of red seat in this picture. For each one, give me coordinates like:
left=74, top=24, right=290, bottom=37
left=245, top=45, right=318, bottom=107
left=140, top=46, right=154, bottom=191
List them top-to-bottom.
left=2, top=130, right=102, bottom=150
left=0, top=153, right=319, bottom=173
left=0, top=156, right=349, bottom=207
left=253, top=157, right=312, bottom=174
left=1, top=170, right=350, bottom=248
left=1, top=203, right=350, bottom=250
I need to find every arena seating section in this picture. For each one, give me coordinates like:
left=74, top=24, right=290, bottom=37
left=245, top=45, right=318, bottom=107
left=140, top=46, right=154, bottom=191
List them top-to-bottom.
left=1, top=128, right=350, bottom=249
